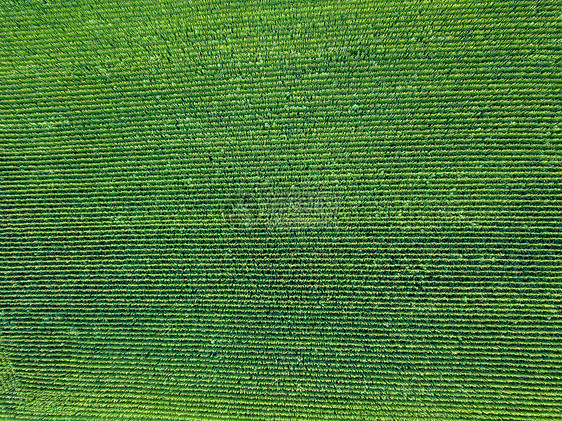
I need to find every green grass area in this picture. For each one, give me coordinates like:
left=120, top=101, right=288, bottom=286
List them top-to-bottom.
left=1, top=0, right=561, bottom=419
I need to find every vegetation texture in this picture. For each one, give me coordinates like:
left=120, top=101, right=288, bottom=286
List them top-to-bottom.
left=0, top=0, right=560, bottom=419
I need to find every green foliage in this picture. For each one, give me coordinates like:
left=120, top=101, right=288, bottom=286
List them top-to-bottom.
left=0, top=0, right=560, bottom=419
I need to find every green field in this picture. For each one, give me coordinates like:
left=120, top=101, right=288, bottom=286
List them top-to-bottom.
left=1, top=0, right=561, bottom=419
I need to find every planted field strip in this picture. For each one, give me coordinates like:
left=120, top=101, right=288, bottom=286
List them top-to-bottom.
left=1, top=0, right=561, bottom=419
